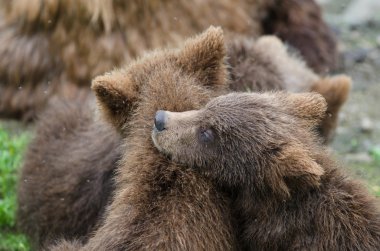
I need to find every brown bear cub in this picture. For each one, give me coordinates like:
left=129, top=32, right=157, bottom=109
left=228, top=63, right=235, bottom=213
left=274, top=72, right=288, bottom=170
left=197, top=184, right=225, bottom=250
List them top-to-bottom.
left=49, top=27, right=238, bottom=250
left=17, top=32, right=350, bottom=248
left=227, top=36, right=351, bottom=143
left=152, top=92, right=380, bottom=250
left=17, top=95, right=122, bottom=248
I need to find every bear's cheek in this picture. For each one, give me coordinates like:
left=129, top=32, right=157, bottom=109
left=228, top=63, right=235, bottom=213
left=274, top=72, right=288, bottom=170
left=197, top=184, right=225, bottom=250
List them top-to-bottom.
left=151, top=130, right=171, bottom=154
left=151, top=130, right=185, bottom=157
left=151, top=131, right=163, bottom=152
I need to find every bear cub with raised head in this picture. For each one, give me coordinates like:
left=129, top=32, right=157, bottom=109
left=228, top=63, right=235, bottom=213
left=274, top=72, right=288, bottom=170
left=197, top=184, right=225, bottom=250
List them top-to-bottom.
left=49, top=26, right=238, bottom=251
left=17, top=30, right=347, bottom=248
left=152, top=92, right=380, bottom=250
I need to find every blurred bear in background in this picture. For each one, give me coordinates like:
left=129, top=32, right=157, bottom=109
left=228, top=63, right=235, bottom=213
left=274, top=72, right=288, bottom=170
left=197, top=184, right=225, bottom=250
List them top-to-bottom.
left=0, top=0, right=338, bottom=121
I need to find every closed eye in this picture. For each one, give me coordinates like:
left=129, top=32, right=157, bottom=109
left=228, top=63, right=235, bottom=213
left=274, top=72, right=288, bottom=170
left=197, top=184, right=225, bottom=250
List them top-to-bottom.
left=199, top=128, right=214, bottom=143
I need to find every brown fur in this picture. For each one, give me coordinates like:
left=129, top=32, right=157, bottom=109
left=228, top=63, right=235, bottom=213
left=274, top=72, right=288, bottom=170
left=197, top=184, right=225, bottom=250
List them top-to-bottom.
left=0, top=0, right=337, bottom=120
left=262, top=0, right=338, bottom=74
left=46, top=27, right=238, bottom=250
left=17, top=29, right=348, bottom=248
left=19, top=32, right=289, bottom=248
left=227, top=35, right=351, bottom=143
left=227, top=37, right=284, bottom=92
left=311, top=75, right=352, bottom=143
left=153, top=92, right=380, bottom=250
left=17, top=95, right=121, bottom=249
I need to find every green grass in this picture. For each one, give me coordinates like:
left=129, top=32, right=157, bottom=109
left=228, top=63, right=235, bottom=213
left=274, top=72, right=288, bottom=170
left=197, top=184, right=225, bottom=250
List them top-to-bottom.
left=0, top=126, right=30, bottom=251
left=370, top=146, right=380, bottom=163
left=347, top=161, right=380, bottom=196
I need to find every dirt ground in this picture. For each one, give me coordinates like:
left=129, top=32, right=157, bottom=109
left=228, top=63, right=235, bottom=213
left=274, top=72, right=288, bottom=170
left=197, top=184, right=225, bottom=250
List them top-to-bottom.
left=320, top=0, right=380, bottom=193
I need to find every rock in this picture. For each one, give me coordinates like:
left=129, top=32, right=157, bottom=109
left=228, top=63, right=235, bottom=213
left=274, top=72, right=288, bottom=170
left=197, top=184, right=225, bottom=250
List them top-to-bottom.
left=315, top=0, right=331, bottom=5
left=342, top=0, right=380, bottom=26
left=376, top=35, right=380, bottom=47
left=343, top=48, right=370, bottom=67
left=360, top=117, right=374, bottom=133
left=345, top=152, right=373, bottom=163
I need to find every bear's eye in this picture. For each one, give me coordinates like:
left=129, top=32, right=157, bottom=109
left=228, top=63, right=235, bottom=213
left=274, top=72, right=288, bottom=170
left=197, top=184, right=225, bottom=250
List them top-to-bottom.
left=199, top=128, right=214, bottom=143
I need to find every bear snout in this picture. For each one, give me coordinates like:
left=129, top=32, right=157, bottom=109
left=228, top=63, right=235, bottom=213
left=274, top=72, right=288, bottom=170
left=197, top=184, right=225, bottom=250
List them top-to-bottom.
left=154, top=110, right=167, bottom=132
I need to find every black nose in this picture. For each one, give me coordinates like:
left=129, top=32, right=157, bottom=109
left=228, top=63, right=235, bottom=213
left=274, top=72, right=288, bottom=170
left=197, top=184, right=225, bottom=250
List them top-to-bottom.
left=154, top=110, right=166, bottom=132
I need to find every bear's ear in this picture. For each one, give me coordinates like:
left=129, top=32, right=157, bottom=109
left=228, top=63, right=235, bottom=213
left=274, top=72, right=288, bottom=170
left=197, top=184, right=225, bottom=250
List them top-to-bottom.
left=177, top=26, right=227, bottom=88
left=255, top=35, right=287, bottom=58
left=92, top=70, right=139, bottom=131
left=311, top=75, right=352, bottom=143
left=311, top=75, right=351, bottom=109
left=285, top=92, right=327, bottom=127
left=273, top=143, right=324, bottom=198
left=281, top=144, right=324, bottom=184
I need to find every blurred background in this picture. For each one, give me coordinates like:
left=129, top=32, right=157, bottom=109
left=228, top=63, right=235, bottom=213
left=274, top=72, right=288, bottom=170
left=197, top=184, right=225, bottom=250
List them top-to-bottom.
left=0, top=0, right=379, bottom=250
left=319, top=0, right=380, bottom=192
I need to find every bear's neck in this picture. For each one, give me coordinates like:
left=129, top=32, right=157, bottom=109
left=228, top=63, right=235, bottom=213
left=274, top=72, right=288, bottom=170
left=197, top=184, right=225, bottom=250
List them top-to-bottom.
left=231, top=149, right=347, bottom=221
left=231, top=149, right=380, bottom=250
left=258, top=155, right=328, bottom=196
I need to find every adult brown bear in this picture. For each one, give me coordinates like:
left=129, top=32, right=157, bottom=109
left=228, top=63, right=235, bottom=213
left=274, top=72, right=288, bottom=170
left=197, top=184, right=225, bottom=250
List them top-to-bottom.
left=0, top=0, right=337, bottom=120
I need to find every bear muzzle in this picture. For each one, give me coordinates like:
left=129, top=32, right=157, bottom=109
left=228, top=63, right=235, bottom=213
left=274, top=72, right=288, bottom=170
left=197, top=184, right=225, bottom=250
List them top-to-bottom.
left=154, top=110, right=167, bottom=132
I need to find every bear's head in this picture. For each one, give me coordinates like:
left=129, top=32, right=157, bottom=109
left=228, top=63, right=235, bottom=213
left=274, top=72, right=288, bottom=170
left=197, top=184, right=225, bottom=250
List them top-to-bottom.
left=91, top=26, right=228, bottom=136
left=152, top=92, right=327, bottom=198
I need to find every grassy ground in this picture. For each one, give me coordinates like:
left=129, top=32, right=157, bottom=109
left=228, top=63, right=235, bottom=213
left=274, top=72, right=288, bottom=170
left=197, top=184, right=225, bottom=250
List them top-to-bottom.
left=0, top=126, right=30, bottom=250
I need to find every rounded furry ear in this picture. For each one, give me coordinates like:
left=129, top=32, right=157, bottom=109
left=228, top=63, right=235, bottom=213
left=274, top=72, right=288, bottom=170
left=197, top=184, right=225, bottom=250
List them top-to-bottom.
left=177, top=26, right=227, bottom=88
left=255, top=35, right=287, bottom=57
left=255, top=35, right=319, bottom=93
left=92, top=70, right=138, bottom=131
left=311, top=75, right=352, bottom=143
left=311, top=75, right=351, bottom=108
left=286, top=92, right=327, bottom=127
left=272, top=143, right=325, bottom=198
left=281, top=144, right=324, bottom=183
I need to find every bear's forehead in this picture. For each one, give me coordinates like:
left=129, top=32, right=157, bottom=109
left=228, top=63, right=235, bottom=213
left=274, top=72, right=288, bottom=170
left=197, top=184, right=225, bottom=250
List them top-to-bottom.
left=123, top=53, right=179, bottom=77
left=206, top=96, right=277, bottom=117
left=201, top=98, right=295, bottom=135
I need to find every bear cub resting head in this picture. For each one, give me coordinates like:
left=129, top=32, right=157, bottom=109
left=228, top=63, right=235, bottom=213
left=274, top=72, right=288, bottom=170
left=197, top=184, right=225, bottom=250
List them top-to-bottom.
left=152, top=92, right=380, bottom=250
left=152, top=92, right=327, bottom=193
left=152, top=93, right=326, bottom=194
